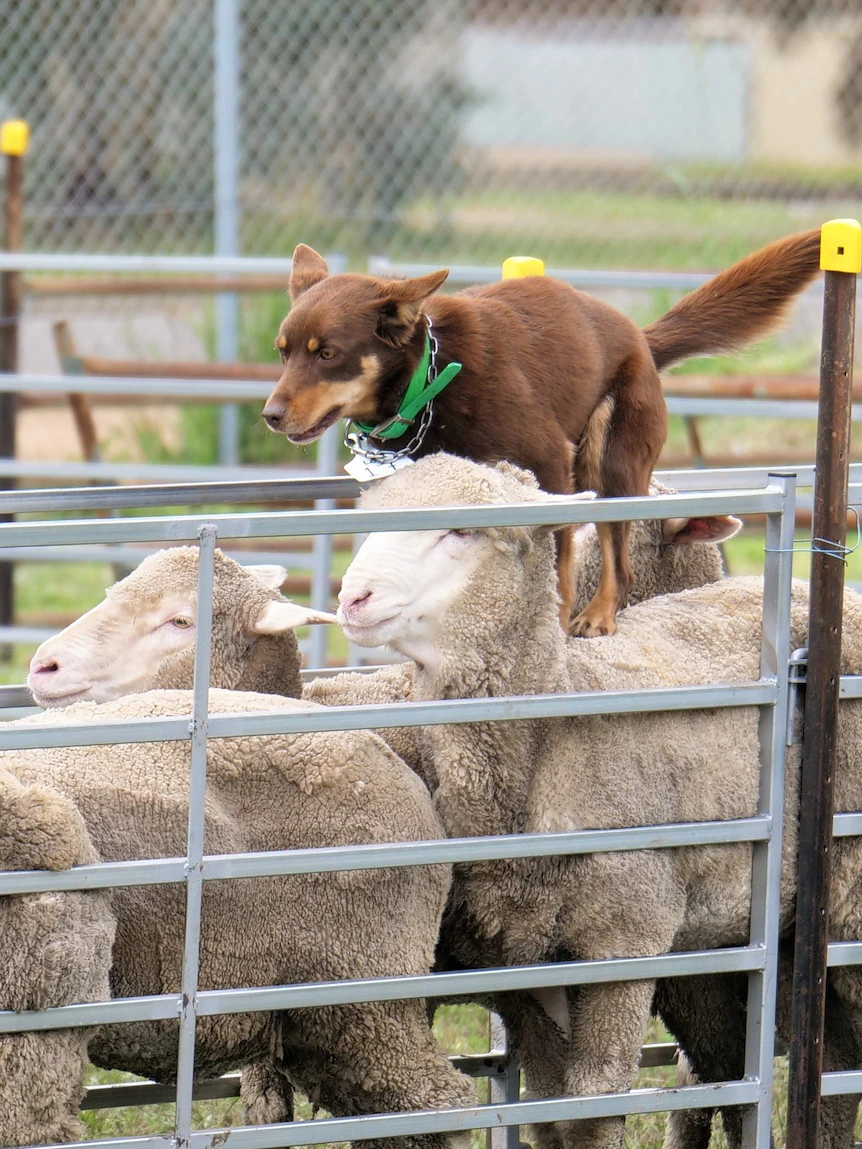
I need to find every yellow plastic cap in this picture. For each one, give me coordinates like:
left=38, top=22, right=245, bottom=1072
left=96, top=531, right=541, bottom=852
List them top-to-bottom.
left=0, top=121, right=29, bottom=157
left=820, top=219, right=861, bottom=274
left=502, top=256, right=545, bottom=279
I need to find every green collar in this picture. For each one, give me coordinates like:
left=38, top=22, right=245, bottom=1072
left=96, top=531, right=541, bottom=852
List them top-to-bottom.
left=352, top=331, right=462, bottom=441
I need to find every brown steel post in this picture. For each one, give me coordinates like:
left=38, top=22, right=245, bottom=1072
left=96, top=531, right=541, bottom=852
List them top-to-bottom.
left=0, top=121, right=29, bottom=658
left=787, top=219, right=861, bottom=1149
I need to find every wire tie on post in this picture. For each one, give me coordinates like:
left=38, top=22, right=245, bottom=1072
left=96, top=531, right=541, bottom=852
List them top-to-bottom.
left=764, top=507, right=860, bottom=564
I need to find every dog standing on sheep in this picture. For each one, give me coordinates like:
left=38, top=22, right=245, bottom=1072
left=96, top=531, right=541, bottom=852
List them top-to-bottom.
left=263, top=233, right=821, bottom=637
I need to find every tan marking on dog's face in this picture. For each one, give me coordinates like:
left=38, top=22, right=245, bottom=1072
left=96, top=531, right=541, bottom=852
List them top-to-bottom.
left=276, top=335, right=287, bottom=353
left=307, top=336, right=320, bottom=353
left=271, top=354, right=381, bottom=443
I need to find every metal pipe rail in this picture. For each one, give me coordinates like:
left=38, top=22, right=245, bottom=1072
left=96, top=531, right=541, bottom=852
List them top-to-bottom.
left=0, top=253, right=299, bottom=274
left=367, top=256, right=841, bottom=295
left=0, top=371, right=274, bottom=399
left=3, top=372, right=854, bottom=424
left=0, top=460, right=842, bottom=519
left=0, top=464, right=836, bottom=516
left=0, top=486, right=790, bottom=548
left=0, top=813, right=773, bottom=898
left=0, top=947, right=767, bottom=1035
left=83, top=1041, right=685, bottom=1112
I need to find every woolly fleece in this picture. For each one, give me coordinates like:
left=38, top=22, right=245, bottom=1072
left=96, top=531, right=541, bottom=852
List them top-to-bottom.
left=2, top=689, right=475, bottom=1149
left=0, top=768, right=115, bottom=1148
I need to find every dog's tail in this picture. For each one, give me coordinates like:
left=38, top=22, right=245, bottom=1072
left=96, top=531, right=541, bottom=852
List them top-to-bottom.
left=642, top=229, right=821, bottom=372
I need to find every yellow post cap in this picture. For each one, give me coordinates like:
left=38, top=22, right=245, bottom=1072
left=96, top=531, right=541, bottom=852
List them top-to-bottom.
left=0, top=120, right=29, bottom=157
left=820, top=219, right=861, bottom=274
left=502, top=256, right=545, bottom=279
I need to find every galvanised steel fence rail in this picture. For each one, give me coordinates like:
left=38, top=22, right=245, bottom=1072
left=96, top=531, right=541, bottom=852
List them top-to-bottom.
left=1, top=467, right=853, bottom=1149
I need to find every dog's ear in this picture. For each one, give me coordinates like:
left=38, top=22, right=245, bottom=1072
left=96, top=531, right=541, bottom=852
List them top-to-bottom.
left=289, top=245, right=330, bottom=301
left=374, top=269, right=449, bottom=347
left=661, top=514, right=742, bottom=545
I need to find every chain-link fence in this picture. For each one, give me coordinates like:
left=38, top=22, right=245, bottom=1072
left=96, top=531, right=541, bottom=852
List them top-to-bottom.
left=2, top=0, right=862, bottom=269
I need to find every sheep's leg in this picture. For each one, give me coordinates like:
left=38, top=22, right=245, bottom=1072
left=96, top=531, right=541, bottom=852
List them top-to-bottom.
left=654, top=973, right=749, bottom=1149
left=555, top=979, right=656, bottom=1149
left=493, top=991, right=569, bottom=1149
left=285, top=1000, right=476, bottom=1149
left=661, top=1055, right=714, bottom=1149
left=240, top=1061, right=294, bottom=1125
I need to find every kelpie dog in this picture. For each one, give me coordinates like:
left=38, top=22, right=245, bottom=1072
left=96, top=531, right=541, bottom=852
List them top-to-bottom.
left=263, top=231, right=822, bottom=636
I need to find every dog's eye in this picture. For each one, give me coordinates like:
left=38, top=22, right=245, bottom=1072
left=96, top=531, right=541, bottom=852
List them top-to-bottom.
left=318, top=347, right=337, bottom=361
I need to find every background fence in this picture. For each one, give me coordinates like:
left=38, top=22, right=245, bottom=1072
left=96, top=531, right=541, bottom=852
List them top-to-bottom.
left=3, top=0, right=862, bottom=270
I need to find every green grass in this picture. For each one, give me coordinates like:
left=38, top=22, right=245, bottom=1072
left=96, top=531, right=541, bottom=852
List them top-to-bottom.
left=242, top=172, right=861, bottom=270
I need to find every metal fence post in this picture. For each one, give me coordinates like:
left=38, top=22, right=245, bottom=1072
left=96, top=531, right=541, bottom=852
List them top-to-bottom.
left=214, top=0, right=241, bottom=468
left=0, top=121, right=28, bottom=658
left=786, top=219, right=861, bottom=1149
left=308, top=424, right=339, bottom=668
left=741, top=471, right=796, bottom=1149
left=174, top=524, right=218, bottom=1144
left=488, top=1013, right=523, bottom=1149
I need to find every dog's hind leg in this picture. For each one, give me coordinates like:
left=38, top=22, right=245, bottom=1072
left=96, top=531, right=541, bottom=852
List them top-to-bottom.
left=571, top=353, right=667, bottom=637
left=555, top=527, right=576, bottom=627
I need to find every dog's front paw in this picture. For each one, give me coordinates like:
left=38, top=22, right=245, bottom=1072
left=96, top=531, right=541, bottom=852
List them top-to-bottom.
left=569, top=610, right=617, bottom=638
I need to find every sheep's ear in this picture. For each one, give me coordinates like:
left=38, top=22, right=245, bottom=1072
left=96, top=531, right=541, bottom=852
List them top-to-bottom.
left=289, top=245, right=329, bottom=300
left=375, top=270, right=449, bottom=347
left=493, top=460, right=541, bottom=491
left=662, top=515, right=743, bottom=546
left=244, top=564, right=288, bottom=590
left=252, top=601, right=338, bottom=634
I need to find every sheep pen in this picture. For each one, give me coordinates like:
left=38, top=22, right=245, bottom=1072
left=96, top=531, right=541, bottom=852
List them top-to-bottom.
left=8, top=471, right=854, bottom=1149
left=22, top=515, right=771, bottom=1149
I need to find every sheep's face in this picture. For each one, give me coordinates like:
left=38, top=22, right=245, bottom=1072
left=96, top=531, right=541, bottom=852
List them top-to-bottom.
left=339, top=453, right=585, bottom=666
left=339, top=526, right=491, bottom=665
left=27, top=548, right=335, bottom=708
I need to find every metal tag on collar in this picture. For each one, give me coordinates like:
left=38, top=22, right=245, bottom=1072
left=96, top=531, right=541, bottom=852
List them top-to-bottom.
left=344, top=445, right=415, bottom=483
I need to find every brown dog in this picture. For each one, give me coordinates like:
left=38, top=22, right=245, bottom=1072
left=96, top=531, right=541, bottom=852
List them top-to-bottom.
left=263, top=232, right=822, bottom=636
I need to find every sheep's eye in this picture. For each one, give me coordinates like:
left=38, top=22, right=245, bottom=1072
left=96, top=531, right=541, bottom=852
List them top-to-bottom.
left=318, top=347, right=337, bottom=361
left=448, top=528, right=474, bottom=537
left=171, top=617, right=193, bottom=629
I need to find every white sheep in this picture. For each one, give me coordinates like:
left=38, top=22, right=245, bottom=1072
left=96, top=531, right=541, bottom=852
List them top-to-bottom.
left=337, top=452, right=862, bottom=1149
left=27, top=546, right=335, bottom=709
left=27, top=546, right=424, bottom=778
left=2, top=689, right=475, bottom=1148
left=0, top=767, right=115, bottom=1148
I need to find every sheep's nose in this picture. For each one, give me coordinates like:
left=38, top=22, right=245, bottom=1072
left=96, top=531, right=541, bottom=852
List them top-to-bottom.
left=262, top=400, right=285, bottom=431
left=338, top=588, right=372, bottom=613
left=29, top=655, right=60, bottom=676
